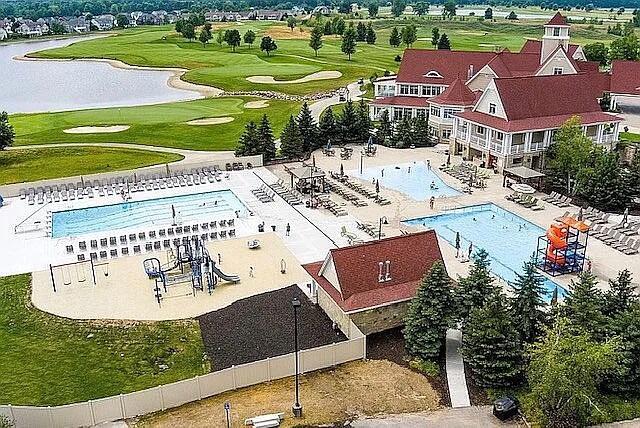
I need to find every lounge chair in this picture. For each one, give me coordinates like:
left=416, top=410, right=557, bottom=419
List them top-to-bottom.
left=622, top=240, right=640, bottom=255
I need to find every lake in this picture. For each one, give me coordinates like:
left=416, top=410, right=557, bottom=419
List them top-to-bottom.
left=0, top=37, right=201, bottom=114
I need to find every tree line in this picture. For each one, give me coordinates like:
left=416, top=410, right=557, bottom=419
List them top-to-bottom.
left=584, top=20, right=640, bottom=64
left=404, top=250, right=640, bottom=427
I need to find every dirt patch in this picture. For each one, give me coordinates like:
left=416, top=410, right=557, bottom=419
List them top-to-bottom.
left=265, top=26, right=309, bottom=40
left=246, top=71, right=342, bottom=85
left=243, top=100, right=270, bottom=109
left=186, top=117, right=234, bottom=126
left=63, top=125, right=130, bottom=134
left=197, top=285, right=346, bottom=371
left=367, top=327, right=451, bottom=407
left=134, top=360, right=441, bottom=428
left=464, top=363, right=491, bottom=406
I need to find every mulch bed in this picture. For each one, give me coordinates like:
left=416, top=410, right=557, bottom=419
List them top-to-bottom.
left=197, top=285, right=346, bottom=371
left=366, top=327, right=451, bottom=407
left=464, top=363, right=491, bottom=405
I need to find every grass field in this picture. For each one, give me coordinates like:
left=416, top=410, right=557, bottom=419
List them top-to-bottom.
left=32, top=18, right=620, bottom=97
left=11, top=97, right=301, bottom=151
left=621, top=132, right=640, bottom=143
left=0, top=147, right=183, bottom=185
left=0, top=274, right=205, bottom=406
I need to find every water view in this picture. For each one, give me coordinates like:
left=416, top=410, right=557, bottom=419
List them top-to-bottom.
left=0, top=37, right=200, bottom=114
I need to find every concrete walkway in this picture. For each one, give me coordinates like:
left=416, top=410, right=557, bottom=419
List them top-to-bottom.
left=446, top=328, right=471, bottom=408
left=351, top=406, right=525, bottom=427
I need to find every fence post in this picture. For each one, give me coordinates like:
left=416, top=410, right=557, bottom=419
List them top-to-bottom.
left=119, top=394, right=126, bottom=419
left=88, top=400, right=96, bottom=426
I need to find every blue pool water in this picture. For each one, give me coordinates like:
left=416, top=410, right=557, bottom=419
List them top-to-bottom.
left=352, top=162, right=460, bottom=201
left=52, top=190, right=247, bottom=238
left=403, top=203, right=564, bottom=297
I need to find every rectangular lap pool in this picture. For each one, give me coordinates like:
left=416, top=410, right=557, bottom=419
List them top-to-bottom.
left=351, top=161, right=460, bottom=201
left=51, top=190, right=247, bottom=238
left=403, top=203, right=564, bottom=297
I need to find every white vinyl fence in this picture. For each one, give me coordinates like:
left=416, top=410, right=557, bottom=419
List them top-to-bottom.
left=0, top=335, right=365, bottom=428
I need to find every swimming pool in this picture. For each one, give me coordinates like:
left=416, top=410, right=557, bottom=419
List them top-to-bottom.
left=351, top=162, right=460, bottom=201
left=51, top=190, right=247, bottom=238
left=403, top=203, right=564, bottom=297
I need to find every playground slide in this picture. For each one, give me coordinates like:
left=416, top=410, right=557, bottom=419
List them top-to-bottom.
left=211, top=264, right=240, bottom=283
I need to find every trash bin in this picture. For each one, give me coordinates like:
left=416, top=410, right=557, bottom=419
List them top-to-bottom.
left=493, top=397, right=518, bottom=421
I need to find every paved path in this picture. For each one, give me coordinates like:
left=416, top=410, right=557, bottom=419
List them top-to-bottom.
left=617, top=96, right=640, bottom=134
left=446, top=328, right=471, bottom=408
left=351, top=406, right=525, bottom=427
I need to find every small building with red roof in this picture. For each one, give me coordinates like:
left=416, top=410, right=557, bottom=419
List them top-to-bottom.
left=303, top=230, right=445, bottom=335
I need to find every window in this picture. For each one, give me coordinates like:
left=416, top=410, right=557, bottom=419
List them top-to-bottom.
left=553, top=27, right=560, bottom=37
left=553, top=67, right=563, bottom=75
left=424, top=70, right=443, bottom=78
left=399, top=84, right=410, bottom=95
left=409, top=85, right=419, bottom=95
left=421, top=86, right=428, bottom=96
left=489, top=103, right=497, bottom=114
left=430, top=106, right=440, bottom=117
left=443, top=108, right=460, bottom=119
left=416, top=109, right=426, bottom=119
left=476, top=125, right=485, bottom=135
left=442, top=129, right=452, bottom=139
left=494, top=131, right=504, bottom=141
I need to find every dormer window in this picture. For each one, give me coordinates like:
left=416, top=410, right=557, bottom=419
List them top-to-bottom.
left=553, top=67, right=563, bottom=75
left=424, top=70, right=444, bottom=79
left=489, top=103, right=497, bottom=114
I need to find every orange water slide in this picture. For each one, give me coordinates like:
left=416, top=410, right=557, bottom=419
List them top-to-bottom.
left=546, top=224, right=567, bottom=265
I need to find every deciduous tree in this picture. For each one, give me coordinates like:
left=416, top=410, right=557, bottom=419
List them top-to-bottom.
left=391, top=0, right=407, bottom=17
left=368, top=1, right=379, bottom=17
left=286, top=16, right=296, bottom=31
left=356, top=21, right=366, bottom=41
left=182, top=22, right=195, bottom=41
left=365, top=22, right=376, bottom=44
left=341, top=23, right=357, bottom=60
left=309, top=24, right=323, bottom=56
left=401, top=24, right=417, bottom=47
left=431, top=27, right=440, bottom=48
left=223, top=29, right=241, bottom=51
left=243, top=29, right=256, bottom=48
left=260, top=36, right=277, bottom=56
left=583, top=42, right=609, bottom=66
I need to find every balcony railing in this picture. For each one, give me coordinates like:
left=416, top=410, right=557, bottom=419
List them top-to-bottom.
left=470, top=134, right=487, bottom=148
left=601, top=134, right=616, bottom=144
left=489, top=141, right=503, bottom=153
left=530, top=141, right=545, bottom=151
left=510, top=144, right=525, bottom=154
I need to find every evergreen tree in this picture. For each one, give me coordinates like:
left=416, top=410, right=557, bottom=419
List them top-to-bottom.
left=368, top=1, right=379, bottom=17
left=332, top=16, right=346, bottom=35
left=323, top=20, right=333, bottom=35
left=356, top=21, right=366, bottom=41
left=365, top=22, right=376, bottom=44
left=341, top=23, right=357, bottom=60
left=309, top=24, right=323, bottom=56
left=401, top=24, right=417, bottom=47
left=389, top=26, right=401, bottom=47
left=431, top=27, right=440, bottom=48
left=243, top=29, right=256, bottom=48
left=437, top=33, right=451, bottom=50
left=356, top=99, right=372, bottom=144
left=338, top=101, right=360, bottom=145
left=297, top=102, right=319, bottom=152
left=319, top=107, right=339, bottom=146
left=376, top=110, right=393, bottom=145
left=0, top=111, right=15, bottom=150
left=257, top=114, right=276, bottom=161
left=279, top=115, right=303, bottom=159
left=389, top=115, right=412, bottom=148
left=412, top=116, right=432, bottom=147
left=235, top=121, right=260, bottom=156
left=457, top=249, right=498, bottom=323
left=509, top=258, right=548, bottom=344
left=403, top=262, right=454, bottom=360
left=604, top=269, right=637, bottom=317
left=563, top=272, right=608, bottom=341
left=462, top=292, right=524, bottom=388
left=605, top=303, right=640, bottom=394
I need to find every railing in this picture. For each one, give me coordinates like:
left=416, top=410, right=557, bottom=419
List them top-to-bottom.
left=600, top=134, right=616, bottom=144
left=469, top=135, right=487, bottom=148
left=489, top=141, right=503, bottom=153
left=530, top=141, right=545, bottom=152
left=510, top=144, right=525, bottom=154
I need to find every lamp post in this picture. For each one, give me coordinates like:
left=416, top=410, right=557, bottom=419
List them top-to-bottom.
left=360, top=152, right=364, bottom=175
left=378, top=216, right=388, bottom=240
left=292, top=296, right=303, bottom=418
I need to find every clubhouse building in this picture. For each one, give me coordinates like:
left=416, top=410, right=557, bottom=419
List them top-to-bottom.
left=370, top=13, right=640, bottom=172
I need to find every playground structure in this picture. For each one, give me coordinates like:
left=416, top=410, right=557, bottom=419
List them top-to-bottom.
left=536, top=215, right=590, bottom=276
left=143, top=236, right=240, bottom=306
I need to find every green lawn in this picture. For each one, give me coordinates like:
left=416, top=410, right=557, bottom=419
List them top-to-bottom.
left=32, top=19, right=618, bottom=96
left=11, top=97, right=301, bottom=151
left=621, top=132, right=640, bottom=143
left=0, top=147, right=183, bottom=185
left=0, top=274, right=205, bottom=406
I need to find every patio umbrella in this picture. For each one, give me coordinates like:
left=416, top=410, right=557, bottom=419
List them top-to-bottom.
left=446, top=152, right=451, bottom=166
left=340, top=163, right=344, bottom=176
left=166, top=164, right=170, bottom=175
left=134, top=172, right=137, bottom=182
left=80, top=176, right=85, bottom=187
left=375, top=180, right=380, bottom=194
left=171, top=204, right=176, bottom=224
left=577, top=206, right=584, bottom=221
left=622, top=207, right=629, bottom=225
left=551, top=286, right=558, bottom=307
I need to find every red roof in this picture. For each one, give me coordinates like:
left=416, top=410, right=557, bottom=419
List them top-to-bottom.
left=546, top=12, right=568, bottom=26
left=519, top=39, right=580, bottom=57
left=397, top=49, right=495, bottom=85
left=486, top=51, right=543, bottom=77
left=610, top=60, right=640, bottom=95
left=494, top=74, right=607, bottom=121
left=430, top=77, right=477, bottom=106
left=371, top=96, right=428, bottom=107
left=457, top=110, right=621, bottom=133
left=303, top=231, right=445, bottom=313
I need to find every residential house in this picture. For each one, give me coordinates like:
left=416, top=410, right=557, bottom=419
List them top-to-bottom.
left=312, top=5, right=331, bottom=15
left=253, top=9, right=286, bottom=20
left=370, top=12, right=640, bottom=172
left=92, top=15, right=115, bottom=31
left=66, top=16, right=88, bottom=33
left=15, top=19, right=49, bottom=37
left=303, top=231, right=445, bottom=335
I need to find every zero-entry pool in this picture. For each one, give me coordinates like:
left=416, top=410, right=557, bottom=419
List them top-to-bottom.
left=351, top=161, right=460, bottom=201
left=51, top=190, right=247, bottom=238
left=403, top=203, right=565, bottom=298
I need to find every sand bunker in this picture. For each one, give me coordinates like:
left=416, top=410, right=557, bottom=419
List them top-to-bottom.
left=246, top=71, right=342, bottom=84
left=244, top=100, right=270, bottom=109
left=186, top=117, right=235, bottom=126
left=63, top=125, right=130, bottom=134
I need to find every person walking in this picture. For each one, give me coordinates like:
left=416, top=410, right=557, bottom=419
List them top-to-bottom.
left=427, top=159, right=431, bottom=170
left=429, top=196, right=435, bottom=210
left=286, top=223, right=291, bottom=236
left=455, top=232, right=461, bottom=258
left=468, top=242, right=473, bottom=260
left=217, top=253, right=222, bottom=264
left=249, top=266, right=254, bottom=277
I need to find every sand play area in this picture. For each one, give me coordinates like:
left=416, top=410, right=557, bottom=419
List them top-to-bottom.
left=246, top=71, right=342, bottom=84
left=244, top=100, right=270, bottom=109
left=186, top=117, right=235, bottom=125
left=63, top=125, right=130, bottom=134
left=31, top=233, right=311, bottom=321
